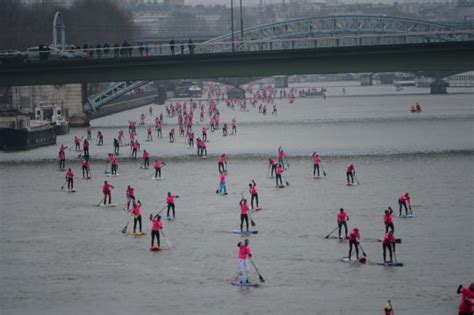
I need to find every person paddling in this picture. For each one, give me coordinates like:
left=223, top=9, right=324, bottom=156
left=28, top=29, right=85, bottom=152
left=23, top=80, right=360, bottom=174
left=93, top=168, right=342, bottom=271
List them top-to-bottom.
left=83, top=139, right=90, bottom=158
left=58, top=145, right=67, bottom=171
left=142, top=149, right=150, bottom=169
left=312, top=152, right=321, bottom=177
left=218, top=154, right=228, bottom=173
left=81, top=158, right=90, bottom=179
left=153, top=158, right=165, bottom=179
left=268, top=158, right=277, bottom=178
left=275, top=163, right=284, bottom=187
left=346, top=164, right=355, bottom=185
left=65, top=168, right=74, bottom=191
left=216, top=171, right=228, bottom=195
left=249, top=180, right=259, bottom=209
left=102, top=181, right=114, bottom=205
left=126, top=185, right=136, bottom=210
left=166, top=192, right=179, bottom=219
left=398, top=193, right=411, bottom=216
left=239, top=197, right=250, bottom=233
left=131, top=201, right=143, bottom=234
left=384, top=207, right=394, bottom=233
left=337, top=208, right=349, bottom=239
left=150, top=214, right=163, bottom=248
left=347, top=227, right=361, bottom=261
left=382, top=231, right=396, bottom=263
left=237, top=239, right=252, bottom=284
left=457, top=283, right=474, bottom=315
left=384, top=300, right=395, bottom=315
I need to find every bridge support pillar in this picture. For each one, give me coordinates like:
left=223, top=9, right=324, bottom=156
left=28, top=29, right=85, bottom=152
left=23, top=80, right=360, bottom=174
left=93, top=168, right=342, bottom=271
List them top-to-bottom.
left=430, top=80, right=448, bottom=94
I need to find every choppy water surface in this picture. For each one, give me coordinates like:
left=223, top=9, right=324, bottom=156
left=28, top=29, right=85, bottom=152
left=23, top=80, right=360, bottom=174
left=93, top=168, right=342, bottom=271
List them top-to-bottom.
left=0, top=84, right=473, bottom=315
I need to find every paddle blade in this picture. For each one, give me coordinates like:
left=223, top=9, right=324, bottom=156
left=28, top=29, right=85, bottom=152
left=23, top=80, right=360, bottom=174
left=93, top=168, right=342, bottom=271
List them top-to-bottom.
left=323, top=171, right=327, bottom=176
left=286, top=181, right=290, bottom=186
left=251, top=219, right=256, bottom=227
left=121, top=227, right=127, bottom=233
left=258, top=274, right=265, bottom=283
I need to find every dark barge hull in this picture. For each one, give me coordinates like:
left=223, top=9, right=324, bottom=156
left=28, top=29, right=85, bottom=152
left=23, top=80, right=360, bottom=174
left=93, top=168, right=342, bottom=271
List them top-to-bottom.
left=0, top=126, right=56, bottom=151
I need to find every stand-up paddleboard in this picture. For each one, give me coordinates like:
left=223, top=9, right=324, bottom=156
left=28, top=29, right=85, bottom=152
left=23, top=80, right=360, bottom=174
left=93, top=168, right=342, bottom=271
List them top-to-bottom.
left=106, top=173, right=120, bottom=177
left=152, top=176, right=165, bottom=180
left=313, top=176, right=321, bottom=179
left=346, top=183, right=354, bottom=186
left=277, top=185, right=285, bottom=189
left=65, top=189, right=77, bottom=193
left=216, top=192, right=228, bottom=196
left=99, top=203, right=117, bottom=208
left=251, top=207, right=263, bottom=212
left=399, top=213, right=415, bottom=218
left=166, top=216, right=175, bottom=221
left=232, top=230, right=258, bottom=235
left=128, top=232, right=146, bottom=236
left=150, top=246, right=161, bottom=252
left=341, top=257, right=366, bottom=264
left=376, top=262, right=404, bottom=267
left=231, top=280, right=259, bottom=287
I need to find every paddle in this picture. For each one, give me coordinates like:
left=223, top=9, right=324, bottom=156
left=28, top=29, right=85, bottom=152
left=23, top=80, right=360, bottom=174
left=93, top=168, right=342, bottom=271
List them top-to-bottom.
left=104, top=162, right=109, bottom=174
left=320, top=164, right=327, bottom=177
left=354, top=174, right=360, bottom=185
left=284, top=175, right=290, bottom=186
left=60, top=180, right=67, bottom=190
left=97, top=198, right=104, bottom=207
left=248, top=211, right=256, bottom=227
left=121, top=218, right=130, bottom=233
left=324, top=226, right=339, bottom=239
left=160, top=229, right=172, bottom=249
left=358, top=242, right=367, bottom=257
left=393, top=248, right=397, bottom=263
left=249, top=258, right=265, bottom=283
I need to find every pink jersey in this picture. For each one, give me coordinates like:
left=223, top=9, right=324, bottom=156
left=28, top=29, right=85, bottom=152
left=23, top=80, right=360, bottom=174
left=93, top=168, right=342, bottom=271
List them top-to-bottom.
left=278, top=150, right=286, bottom=160
left=143, top=151, right=150, bottom=159
left=312, top=155, right=321, bottom=165
left=218, top=156, right=225, bottom=163
left=81, top=159, right=89, bottom=168
left=154, top=160, right=161, bottom=168
left=347, top=164, right=354, bottom=172
left=276, top=165, right=283, bottom=176
left=65, top=170, right=74, bottom=179
left=219, top=173, right=226, bottom=183
left=102, top=183, right=112, bottom=193
left=249, top=185, right=257, bottom=195
left=126, top=187, right=135, bottom=197
left=166, top=195, right=176, bottom=204
left=240, top=202, right=249, bottom=215
left=132, top=204, right=141, bottom=216
left=384, top=211, right=393, bottom=224
left=337, top=212, right=348, bottom=222
left=151, top=218, right=163, bottom=231
left=348, top=229, right=360, bottom=241
left=382, top=233, right=396, bottom=245
left=238, top=243, right=252, bottom=259
left=458, top=287, right=474, bottom=313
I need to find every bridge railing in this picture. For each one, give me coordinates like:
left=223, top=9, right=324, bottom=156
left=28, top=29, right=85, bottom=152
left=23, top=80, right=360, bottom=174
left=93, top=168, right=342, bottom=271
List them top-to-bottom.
left=1, top=30, right=473, bottom=64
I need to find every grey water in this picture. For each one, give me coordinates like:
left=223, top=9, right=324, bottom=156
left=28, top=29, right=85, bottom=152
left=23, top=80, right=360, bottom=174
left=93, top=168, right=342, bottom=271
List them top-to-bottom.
left=0, top=84, right=473, bottom=314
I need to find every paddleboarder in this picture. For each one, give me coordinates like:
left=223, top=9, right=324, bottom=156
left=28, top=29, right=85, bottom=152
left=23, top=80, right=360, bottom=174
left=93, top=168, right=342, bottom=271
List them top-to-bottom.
left=83, top=139, right=90, bottom=158
left=58, top=145, right=67, bottom=171
left=142, top=149, right=150, bottom=169
left=312, top=152, right=321, bottom=177
left=217, top=154, right=228, bottom=173
left=81, top=157, right=90, bottom=179
left=153, top=158, right=165, bottom=179
left=268, top=158, right=277, bottom=178
left=275, top=163, right=284, bottom=187
left=346, top=164, right=355, bottom=185
left=65, top=168, right=74, bottom=191
left=218, top=171, right=228, bottom=195
left=249, top=180, right=259, bottom=209
left=102, top=181, right=114, bottom=205
left=126, top=185, right=136, bottom=210
left=166, top=192, right=179, bottom=219
left=398, top=193, right=411, bottom=216
left=240, top=197, right=250, bottom=233
left=132, top=201, right=143, bottom=234
left=384, top=207, right=395, bottom=233
left=337, top=208, right=349, bottom=239
left=150, top=214, right=163, bottom=248
left=347, top=227, right=360, bottom=261
left=382, top=231, right=396, bottom=263
left=237, top=239, right=252, bottom=284
left=457, top=283, right=474, bottom=315
left=384, top=300, right=395, bottom=315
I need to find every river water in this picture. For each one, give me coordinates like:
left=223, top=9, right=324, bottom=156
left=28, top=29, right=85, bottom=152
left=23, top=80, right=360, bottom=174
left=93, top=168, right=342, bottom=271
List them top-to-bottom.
left=0, top=83, right=473, bottom=314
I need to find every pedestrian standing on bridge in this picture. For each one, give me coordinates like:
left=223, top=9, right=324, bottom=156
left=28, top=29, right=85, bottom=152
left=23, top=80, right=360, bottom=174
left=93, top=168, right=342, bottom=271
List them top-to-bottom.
left=169, top=39, right=175, bottom=55
left=188, top=39, right=195, bottom=54
left=180, top=42, right=185, bottom=55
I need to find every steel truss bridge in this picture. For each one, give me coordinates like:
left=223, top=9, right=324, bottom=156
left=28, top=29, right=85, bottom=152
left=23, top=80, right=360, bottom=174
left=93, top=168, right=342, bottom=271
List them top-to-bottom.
left=0, top=15, right=472, bottom=112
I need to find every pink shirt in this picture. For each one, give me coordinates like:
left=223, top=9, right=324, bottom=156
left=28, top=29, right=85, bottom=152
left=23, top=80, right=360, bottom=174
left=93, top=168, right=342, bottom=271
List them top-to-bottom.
left=143, top=151, right=149, bottom=159
left=312, top=155, right=320, bottom=165
left=218, top=156, right=225, bottom=163
left=154, top=160, right=161, bottom=168
left=276, top=165, right=283, bottom=175
left=65, top=170, right=74, bottom=179
left=219, top=173, right=226, bottom=183
left=249, top=185, right=257, bottom=195
left=127, top=187, right=135, bottom=197
left=166, top=195, right=176, bottom=204
left=240, top=203, right=249, bottom=215
left=132, top=204, right=141, bottom=216
left=337, top=212, right=348, bottom=222
left=384, top=212, right=393, bottom=224
left=151, top=218, right=163, bottom=231
left=348, top=230, right=360, bottom=241
left=238, top=244, right=252, bottom=259
left=458, top=287, right=474, bottom=313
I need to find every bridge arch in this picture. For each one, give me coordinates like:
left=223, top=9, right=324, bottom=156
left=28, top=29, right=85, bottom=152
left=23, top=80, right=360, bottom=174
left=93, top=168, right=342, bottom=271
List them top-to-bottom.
left=197, top=15, right=471, bottom=53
